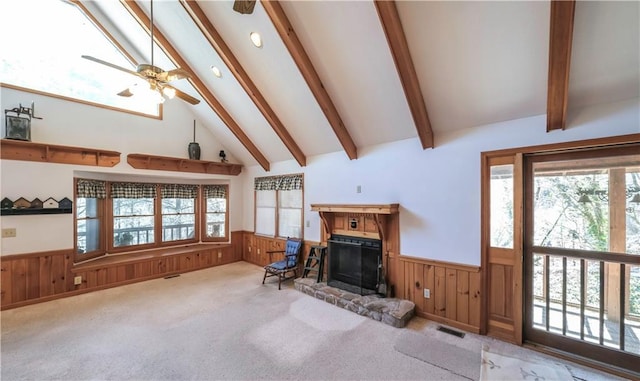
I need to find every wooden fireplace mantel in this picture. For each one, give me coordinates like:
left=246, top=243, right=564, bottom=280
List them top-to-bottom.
left=310, top=204, right=399, bottom=242
left=310, top=204, right=399, bottom=215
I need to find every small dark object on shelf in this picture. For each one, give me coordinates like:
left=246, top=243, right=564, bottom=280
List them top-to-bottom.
left=188, top=120, right=201, bottom=160
left=219, top=150, right=227, bottom=163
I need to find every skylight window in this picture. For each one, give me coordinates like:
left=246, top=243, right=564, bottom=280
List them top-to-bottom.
left=0, top=0, right=158, bottom=117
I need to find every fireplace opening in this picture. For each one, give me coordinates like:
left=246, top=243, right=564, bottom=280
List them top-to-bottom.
left=327, top=234, right=383, bottom=296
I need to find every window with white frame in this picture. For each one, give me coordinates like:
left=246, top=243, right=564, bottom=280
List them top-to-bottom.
left=254, top=174, right=303, bottom=238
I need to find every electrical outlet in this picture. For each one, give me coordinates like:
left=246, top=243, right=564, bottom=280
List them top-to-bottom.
left=356, top=185, right=362, bottom=193
left=306, top=220, right=310, bottom=228
left=2, top=228, right=16, bottom=238
left=248, top=246, right=252, bottom=252
left=257, top=248, right=261, bottom=255
left=217, top=251, right=222, bottom=259
left=74, top=276, right=82, bottom=285
left=423, top=288, right=431, bottom=298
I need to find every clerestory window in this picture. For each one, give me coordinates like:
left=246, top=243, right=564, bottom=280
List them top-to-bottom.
left=0, top=0, right=159, bottom=117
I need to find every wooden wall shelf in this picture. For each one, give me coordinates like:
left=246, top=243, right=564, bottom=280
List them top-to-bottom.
left=1, top=139, right=120, bottom=167
left=127, top=153, right=242, bottom=176
left=311, top=204, right=399, bottom=215
left=1, top=208, right=71, bottom=216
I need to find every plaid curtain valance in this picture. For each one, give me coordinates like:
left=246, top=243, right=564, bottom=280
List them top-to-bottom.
left=254, top=174, right=303, bottom=191
left=76, top=179, right=106, bottom=199
left=110, top=182, right=156, bottom=198
left=161, top=184, right=198, bottom=199
left=204, top=185, right=226, bottom=199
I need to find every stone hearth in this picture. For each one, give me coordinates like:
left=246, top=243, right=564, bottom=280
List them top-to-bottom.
left=294, top=278, right=415, bottom=328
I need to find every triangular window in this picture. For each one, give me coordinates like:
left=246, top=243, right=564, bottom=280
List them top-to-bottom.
left=0, top=0, right=158, bottom=116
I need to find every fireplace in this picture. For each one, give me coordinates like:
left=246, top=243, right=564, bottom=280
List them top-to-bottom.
left=328, top=234, right=383, bottom=296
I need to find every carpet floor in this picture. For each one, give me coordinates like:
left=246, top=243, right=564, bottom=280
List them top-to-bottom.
left=0, top=262, right=628, bottom=380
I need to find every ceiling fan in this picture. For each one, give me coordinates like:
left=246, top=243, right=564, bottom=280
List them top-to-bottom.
left=82, top=0, right=200, bottom=105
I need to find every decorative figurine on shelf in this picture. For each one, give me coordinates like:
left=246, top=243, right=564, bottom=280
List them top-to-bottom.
left=4, top=101, right=42, bottom=141
left=188, top=119, right=201, bottom=160
left=219, top=150, right=228, bottom=163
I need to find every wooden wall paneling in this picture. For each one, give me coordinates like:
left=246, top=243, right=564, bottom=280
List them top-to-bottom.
left=364, top=215, right=378, bottom=234
left=52, top=254, right=66, bottom=294
left=179, top=254, right=192, bottom=271
left=39, top=255, right=54, bottom=297
left=397, top=255, right=481, bottom=333
left=25, top=257, right=40, bottom=299
left=11, top=259, right=27, bottom=303
left=1, top=260, right=12, bottom=305
left=134, top=261, right=153, bottom=278
left=405, top=261, right=415, bottom=303
left=413, top=262, right=425, bottom=312
left=424, top=264, right=435, bottom=315
left=116, top=265, right=127, bottom=283
left=106, top=266, right=118, bottom=285
left=434, top=266, right=446, bottom=317
left=96, top=268, right=107, bottom=286
left=445, top=268, right=457, bottom=320
left=86, top=270, right=98, bottom=289
left=456, top=270, right=470, bottom=325
left=469, top=271, right=482, bottom=328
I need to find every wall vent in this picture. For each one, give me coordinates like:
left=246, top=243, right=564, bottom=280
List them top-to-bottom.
left=437, top=325, right=465, bottom=338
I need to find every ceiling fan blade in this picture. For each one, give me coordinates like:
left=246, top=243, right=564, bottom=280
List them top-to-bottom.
left=233, top=0, right=256, bottom=14
left=81, top=55, right=140, bottom=77
left=157, top=68, right=191, bottom=83
left=165, top=85, right=200, bottom=105
left=117, top=88, right=133, bottom=97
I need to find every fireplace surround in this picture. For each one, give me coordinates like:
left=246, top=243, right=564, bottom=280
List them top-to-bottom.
left=311, top=203, right=399, bottom=297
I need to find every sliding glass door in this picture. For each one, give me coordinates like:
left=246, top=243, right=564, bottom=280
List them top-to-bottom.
left=524, top=145, right=640, bottom=372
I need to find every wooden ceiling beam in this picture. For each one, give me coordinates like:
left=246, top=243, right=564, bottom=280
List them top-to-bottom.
left=120, top=0, right=270, bottom=171
left=180, top=0, right=306, bottom=167
left=546, top=0, right=576, bottom=132
left=261, top=1, right=358, bottom=160
left=375, top=1, right=433, bottom=149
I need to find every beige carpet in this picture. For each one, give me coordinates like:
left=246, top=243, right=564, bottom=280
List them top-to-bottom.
left=0, top=262, right=628, bottom=380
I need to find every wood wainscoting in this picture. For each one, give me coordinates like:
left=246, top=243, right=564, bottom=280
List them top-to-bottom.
left=0, top=231, right=244, bottom=310
left=242, top=231, right=319, bottom=270
left=396, top=256, right=482, bottom=333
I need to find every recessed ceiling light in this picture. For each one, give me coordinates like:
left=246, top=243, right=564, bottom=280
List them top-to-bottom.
left=250, top=32, right=262, bottom=48
left=210, top=65, right=222, bottom=78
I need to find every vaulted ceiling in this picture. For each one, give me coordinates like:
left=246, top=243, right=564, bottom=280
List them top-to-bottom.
left=79, top=0, right=639, bottom=171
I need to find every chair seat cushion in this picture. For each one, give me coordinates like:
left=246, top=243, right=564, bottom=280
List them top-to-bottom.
left=265, top=259, right=295, bottom=271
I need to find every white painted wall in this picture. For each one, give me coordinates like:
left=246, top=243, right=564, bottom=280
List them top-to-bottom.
left=0, top=87, right=244, bottom=255
left=243, top=98, right=640, bottom=266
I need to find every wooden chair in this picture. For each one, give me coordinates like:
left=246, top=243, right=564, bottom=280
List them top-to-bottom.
left=262, top=238, right=303, bottom=290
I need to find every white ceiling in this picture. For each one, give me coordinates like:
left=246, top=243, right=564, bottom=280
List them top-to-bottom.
left=87, top=0, right=639, bottom=168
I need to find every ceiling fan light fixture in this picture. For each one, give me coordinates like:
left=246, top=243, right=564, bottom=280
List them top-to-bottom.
left=250, top=32, right=263, bottom=48
left=210, top=66, right=222, bottom=78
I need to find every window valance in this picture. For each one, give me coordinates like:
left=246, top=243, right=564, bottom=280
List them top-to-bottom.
left=254, top=174, right=303, bottom=191
left=76, top=179, right=107, bottom=199
left=110, top=182, right=156, bottom=198
left=161, top=184, right=198, bottom=199
left=204, top=185, right=227, bottom=199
